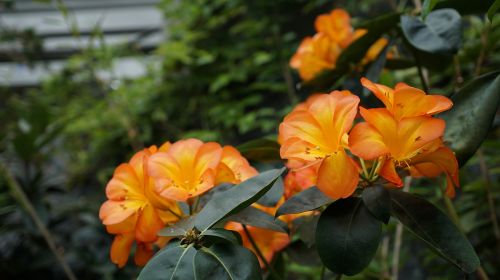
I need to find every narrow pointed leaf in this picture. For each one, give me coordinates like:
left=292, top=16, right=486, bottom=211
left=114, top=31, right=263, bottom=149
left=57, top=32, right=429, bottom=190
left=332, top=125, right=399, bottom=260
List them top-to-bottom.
left=439, top=71, right=500, bottom=166
left=195, top=168, right=285, bottom=232
left=257, top=176, right=284, bottom=207
left=362, top=185, right=391, bottom=224
left=276, top=186, right=332, bottom=217
left=389, top=190, right=480, bottom=273
left=316, top=198, right=382, bottom=276
left=227, top=206, right=289, bottom=233
left=158, top=216, right=196, bottom=237
left=201, top=228, right=242, bottom=245
left=138, top=242, right=196, bottom=280
left=194, top=243, right=261, bottom=280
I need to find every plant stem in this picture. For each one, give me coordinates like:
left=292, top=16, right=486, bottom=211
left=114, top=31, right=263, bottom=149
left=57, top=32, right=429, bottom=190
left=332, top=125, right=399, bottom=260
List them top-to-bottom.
left=412, top=50, right=430, bottom=92
left=0, top=163, right=77, bottom=280
left=392, top=177, right=411, bottom=280
left=242, top=225, right=281, bottom=280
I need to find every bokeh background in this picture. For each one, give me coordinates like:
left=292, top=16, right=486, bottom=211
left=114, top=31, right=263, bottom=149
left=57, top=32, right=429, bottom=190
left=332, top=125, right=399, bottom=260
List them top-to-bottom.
left=0, top=0, right=499, bottom=279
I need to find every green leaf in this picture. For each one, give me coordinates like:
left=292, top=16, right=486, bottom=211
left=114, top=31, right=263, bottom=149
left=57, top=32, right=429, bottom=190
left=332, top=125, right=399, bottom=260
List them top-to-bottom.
left=422, top=0, right=443, bottom=18
left=488, top=0, right=500, bottom=21
left=401, top=9, right=462, bottom=54
left=439, top=71, right=500, bottom=166
left=237, top=138, right=281, bottom=162
left=195, top=168, right=285, bottom=232
left=257, top=177, right=284, bottom=207
left=361, top=185, right=391, bottom=224
left=275, top=186, right=332, bottom=217
left=389, top=190, right=480, bottom=273
left=315, top=198, right=382, bottom=276
left=227, top=206, right=289, bottom=233
left=293, top=215, right=320, bottom=248
left=158, top=216, right=196, bottom=237
left=201, top=228, right=242, bottom=245
left=138, top=242, right=196, bottom=280
left=194, top=243, right=262, bottom=280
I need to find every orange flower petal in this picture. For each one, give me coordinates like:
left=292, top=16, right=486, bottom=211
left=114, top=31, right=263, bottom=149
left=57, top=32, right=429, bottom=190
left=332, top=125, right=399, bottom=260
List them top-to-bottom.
left=315, top=9, right=352, bottom=48
left=361, top=78, right=395, bottom=110
left=393, top=87, right=453, bottom=120
left=396, top=116, right=445, bottom=160
left=349, top=122, right=389, bottom=160
left=194, top=142, right=222, bottom=179
left=217, top=146, right=258, bottom=183
left=411, top=146, right=459, bottom=197
left=316, top=150, right=359, bottom=199
left=379, top=159, right=403, bottom=186
left=215, top=162, right=237, bottom=185
left=105, top=164, right=141, bottom=201
left=159, top=186, right=190, bottom=202
left=100, top=200, right=140, bottom=225
left=135, top=204, right=164, bottom=243
left=106, top=212, right=138, bottom=234
left=110, top=232, right=135, bottom=268
left=135, top=242, right=154, bottom=267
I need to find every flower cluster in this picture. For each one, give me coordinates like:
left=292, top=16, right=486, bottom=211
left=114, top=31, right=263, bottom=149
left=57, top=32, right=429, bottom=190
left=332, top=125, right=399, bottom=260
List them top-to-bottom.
left=290, top=9, right=388, bottom=81
left=280, top=78, right=459, bottom=199
left=99, top=138, right=257, bottom=267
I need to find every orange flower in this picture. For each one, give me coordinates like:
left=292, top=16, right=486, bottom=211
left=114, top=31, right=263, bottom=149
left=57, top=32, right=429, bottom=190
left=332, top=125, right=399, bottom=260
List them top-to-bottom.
left=315, top=9, right=353, bottom=48
left=290, top=33, right=341, bottom=81
left=360, top=77, right=453, bottom=120
left=349, top=79, right=459, bottom=196
left=279, top=91, right=360, bottom=199
left=147, top=138, right=223, bottom=202
left=99, top=144, right=182, bottom=268
left=215, top=146, right=258, bottom=184
left=225, top=203, right=290, bottom=268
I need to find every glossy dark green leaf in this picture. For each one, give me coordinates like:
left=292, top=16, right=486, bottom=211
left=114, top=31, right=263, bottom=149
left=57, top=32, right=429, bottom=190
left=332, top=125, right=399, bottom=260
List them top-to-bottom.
left=401, top=9, right=462, bottom=54
left=439, top=71, right=500, bottom=166
left=237, top=138, right=281, bottom=162
left=195, top=168, right=285, bottom=232
left=257, top=177, right=284, bottom=207
left=276, top=186, right=332, bottom=217
left=362, top=186, right=391, bottom=224
left=389, top=190, right=480, bottom=273
left=316, top=198, right=382, bottom=276
left=227, top=206, right=289, bottom=233
left=293, top=215, right=320, bottom=248
left=158, top=216, right=196, bottom=237
left=201, top=228, right=242, bottom=245
left=138, top=242, right=196, bottom=280
left=194, top=243, right=262, bottom=280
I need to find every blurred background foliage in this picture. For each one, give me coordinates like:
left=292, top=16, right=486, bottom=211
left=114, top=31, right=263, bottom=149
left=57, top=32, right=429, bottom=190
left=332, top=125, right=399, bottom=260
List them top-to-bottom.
left=0, top=0, right=499, bottom=279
